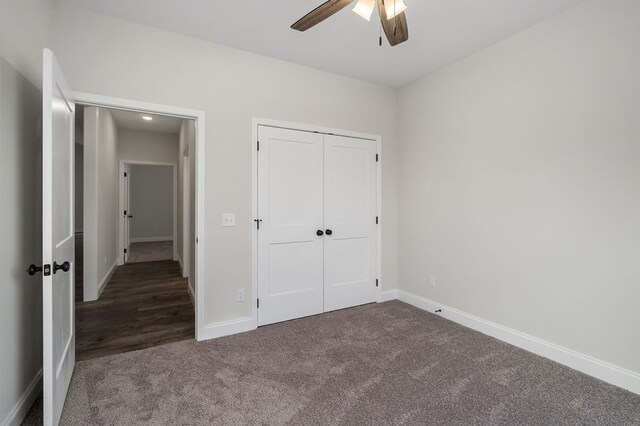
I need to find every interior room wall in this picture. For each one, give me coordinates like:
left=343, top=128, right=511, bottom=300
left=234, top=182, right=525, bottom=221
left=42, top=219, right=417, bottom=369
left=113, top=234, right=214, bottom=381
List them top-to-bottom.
left=0, top=0, right=51, bottom=423
left=0, top=0, right=52, bottom=87
left=397, top=0, right=640, bottom=375
left=51, top=1, right=398, bottom=327
left=0, top=56, right=45, bottom=426
left=84, top=106, right=119, bottom=301
left=118, top=129, right=179, bottom=164
left=75, top=143, right=83, bottom=232
left=129, top=165, right=174, bottom=242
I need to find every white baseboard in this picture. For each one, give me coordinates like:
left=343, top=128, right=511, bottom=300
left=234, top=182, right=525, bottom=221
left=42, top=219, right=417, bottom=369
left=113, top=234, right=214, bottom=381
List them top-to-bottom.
left=130, top=236, right=173, bottom=243
left=177, top=255, right=185, bottom=275
left=97, top=260, right=118, bottom=299
left=187, top=280, right=194, bottom=306
left=379, top=289, right=398, bottom=302
left=390, top=290, right=640, bottom=395
left=199, top=317, right=254, bottom=341
left=2, top=369, right=42, bottom=426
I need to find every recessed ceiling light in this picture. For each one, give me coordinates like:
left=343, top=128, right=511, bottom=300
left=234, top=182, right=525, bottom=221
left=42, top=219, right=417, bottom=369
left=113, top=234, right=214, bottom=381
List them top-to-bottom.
left=142, top=115, right=153, bottom=121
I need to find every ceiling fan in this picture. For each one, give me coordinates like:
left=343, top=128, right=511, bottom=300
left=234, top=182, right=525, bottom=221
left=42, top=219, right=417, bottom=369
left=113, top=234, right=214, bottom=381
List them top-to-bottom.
left=292, top=0, right=409, bottom=46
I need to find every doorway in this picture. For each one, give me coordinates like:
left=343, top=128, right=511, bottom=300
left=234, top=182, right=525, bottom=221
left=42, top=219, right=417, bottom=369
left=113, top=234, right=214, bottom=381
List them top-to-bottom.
left=39, top=49, right=206, bottom=425
left=74, top=106, right=197, bottom=361
left=120, top=162, right=177, bottom=264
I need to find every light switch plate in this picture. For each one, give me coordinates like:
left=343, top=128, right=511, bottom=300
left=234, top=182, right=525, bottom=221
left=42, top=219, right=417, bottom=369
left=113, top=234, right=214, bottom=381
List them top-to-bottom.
left=222, top=213, right=236, bottom=227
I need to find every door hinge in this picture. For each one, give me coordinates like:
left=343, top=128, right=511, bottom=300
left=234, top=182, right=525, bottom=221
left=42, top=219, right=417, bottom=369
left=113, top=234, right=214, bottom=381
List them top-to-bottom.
left=257, top=140, right=260, bottom=151
left=376, top=153, right=379, bottom=162
left=124, top=171, right=127, bottom=177
left=124, top=210, right=127, bottom=216
left=376, top=216, right=379, bottom=224
left=254, top=219, right=263, bottom=230
left=124, top=248, right=127, bottom=254
left=43, top=264, right=51, bottom=276
left=376, top=278, right=379, bottom=287
left=257, top=298, right=260, bottom=308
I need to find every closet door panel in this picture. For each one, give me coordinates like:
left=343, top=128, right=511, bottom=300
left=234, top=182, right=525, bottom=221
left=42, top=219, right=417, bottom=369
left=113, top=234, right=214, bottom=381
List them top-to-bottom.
left=257, top=126, right=325, bottom=326
left=324, top=135, right=377, bottom=312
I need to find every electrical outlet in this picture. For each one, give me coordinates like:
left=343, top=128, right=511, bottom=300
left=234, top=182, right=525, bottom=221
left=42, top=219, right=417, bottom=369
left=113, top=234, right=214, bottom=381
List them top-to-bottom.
left=223, top=213, right=236, bottom=227
left=429, top=274, right=436, bottom=288
left=236, top=288, right=245, bottom=302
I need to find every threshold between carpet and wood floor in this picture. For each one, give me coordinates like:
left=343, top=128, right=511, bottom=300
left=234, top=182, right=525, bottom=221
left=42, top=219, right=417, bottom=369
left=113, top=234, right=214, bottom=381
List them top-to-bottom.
left=22, top=301, right=640, bottom=425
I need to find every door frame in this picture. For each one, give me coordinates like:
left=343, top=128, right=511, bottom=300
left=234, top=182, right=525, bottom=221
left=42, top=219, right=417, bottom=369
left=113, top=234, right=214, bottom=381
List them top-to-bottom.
left=74, top=91, right=206, bottom=341
left=251, top=117, right=383, bottom=329
left=118, top=160, right=178, bottom=265
left=123, top=163, right=130, bottom=263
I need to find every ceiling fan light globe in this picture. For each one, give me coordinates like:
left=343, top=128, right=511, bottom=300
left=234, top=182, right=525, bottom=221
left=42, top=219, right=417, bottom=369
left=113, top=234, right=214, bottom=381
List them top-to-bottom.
left=352, top=0, right=376, bottom=21
left=385, top=0, right=407, bottom=19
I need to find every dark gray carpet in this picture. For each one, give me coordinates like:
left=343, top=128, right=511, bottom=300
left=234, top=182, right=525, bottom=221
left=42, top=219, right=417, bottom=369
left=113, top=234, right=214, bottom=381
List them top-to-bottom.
left=23, top=301, right=640, bottom=425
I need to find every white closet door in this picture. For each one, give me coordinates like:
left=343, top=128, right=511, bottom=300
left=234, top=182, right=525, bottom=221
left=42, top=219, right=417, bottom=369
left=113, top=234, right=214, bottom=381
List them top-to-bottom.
left=257, top=126, right=325, bottom=326
left=323, top=135, right=377, bottom=312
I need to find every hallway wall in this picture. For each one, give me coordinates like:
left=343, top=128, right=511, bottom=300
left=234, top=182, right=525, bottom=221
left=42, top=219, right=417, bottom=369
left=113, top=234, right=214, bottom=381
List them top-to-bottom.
left=84, top=107, right=119, bottom=301
left=177, top=119, right=196, bottom=284
left=118, top=129, right=179, bottom=164
left=75, top=143, right=83, bottom=232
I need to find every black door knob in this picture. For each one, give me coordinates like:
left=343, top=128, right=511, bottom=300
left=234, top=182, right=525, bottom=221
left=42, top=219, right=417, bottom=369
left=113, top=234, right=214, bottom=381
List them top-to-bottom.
left=325, top=229, right=333, bottom=236
left=316, top=230, right=324, bottom=236
left=53, top=261, right=70, bottom=274
left=26, top=264, right=42, bottom=276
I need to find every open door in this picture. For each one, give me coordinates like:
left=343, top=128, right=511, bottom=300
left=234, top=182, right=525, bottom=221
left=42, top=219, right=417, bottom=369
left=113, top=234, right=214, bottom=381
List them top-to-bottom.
left=42, top=48, right=75, bottom=426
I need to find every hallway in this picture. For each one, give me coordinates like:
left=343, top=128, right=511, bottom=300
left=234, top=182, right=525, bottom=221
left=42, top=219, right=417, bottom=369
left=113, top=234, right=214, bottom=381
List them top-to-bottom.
left=75, top=235, right=194, bottom=361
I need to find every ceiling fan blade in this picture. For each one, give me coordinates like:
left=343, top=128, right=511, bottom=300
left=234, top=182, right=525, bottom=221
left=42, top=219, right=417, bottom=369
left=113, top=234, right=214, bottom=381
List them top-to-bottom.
left=291, top=0, right=355, bottom=31
left=377, top=0, right=409, bottom=46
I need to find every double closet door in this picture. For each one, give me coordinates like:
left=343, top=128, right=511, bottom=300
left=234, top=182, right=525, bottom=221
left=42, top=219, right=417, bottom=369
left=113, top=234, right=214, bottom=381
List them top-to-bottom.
left=257, top=126, right=378, bottom=326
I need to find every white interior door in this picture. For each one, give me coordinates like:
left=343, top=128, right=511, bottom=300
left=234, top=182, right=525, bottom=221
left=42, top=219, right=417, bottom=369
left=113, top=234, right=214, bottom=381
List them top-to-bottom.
left=42, top=48, right=75, bottom=426
left=257, top=126, right=324, bottom=326
left=323, top=135, right=377, bottom=312
left=124, top=165, right=131, bottom=263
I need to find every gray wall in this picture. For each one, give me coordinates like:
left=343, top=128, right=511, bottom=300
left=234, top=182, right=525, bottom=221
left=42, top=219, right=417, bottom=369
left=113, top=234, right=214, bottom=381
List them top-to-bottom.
left=0, top=0, right=50, bottom=422
left=397, top=0, right=640, bottom=374
left=51, top=2, right=399, bottom=327
left=0, top=56, right=44, bottom=426
left=0, top=58, right=44, bottom=426
left=84, top=107, right=119, bottom=301
left=177, top=119, right=196, bottom=284
left=118, top=129, right=179, bottom=164
left=75, top=143, right=83, bottom=232
left=129, top=165, right=174, bottom=241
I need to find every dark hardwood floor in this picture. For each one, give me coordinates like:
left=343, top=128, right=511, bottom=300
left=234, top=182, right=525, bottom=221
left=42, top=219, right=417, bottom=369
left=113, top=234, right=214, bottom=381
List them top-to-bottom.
left=75, top=236, right=195, bottom=361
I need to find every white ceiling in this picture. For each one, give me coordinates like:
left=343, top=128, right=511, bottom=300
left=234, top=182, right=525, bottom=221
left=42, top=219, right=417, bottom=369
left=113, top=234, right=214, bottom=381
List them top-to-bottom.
left=63, top=0, right=586, bottom=87
left=109, top=109, right=183, bottom=134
